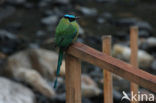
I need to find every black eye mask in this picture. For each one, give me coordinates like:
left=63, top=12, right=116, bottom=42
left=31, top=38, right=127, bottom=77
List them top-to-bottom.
left=68, top=18, right=75, bottom=22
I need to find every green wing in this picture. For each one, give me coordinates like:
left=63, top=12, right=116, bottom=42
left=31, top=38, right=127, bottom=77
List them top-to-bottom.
left=55, top=22, right=77, bottom=48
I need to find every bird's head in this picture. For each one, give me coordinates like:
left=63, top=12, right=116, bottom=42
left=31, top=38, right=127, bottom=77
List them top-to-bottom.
left=63, top=14, right=79, bottom=22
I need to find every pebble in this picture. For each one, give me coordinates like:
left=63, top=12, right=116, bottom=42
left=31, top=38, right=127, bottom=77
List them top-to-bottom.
left=6, top=0, right=26, bottom=5
left=53, top=0, right=70, bottom=5
left=0, top=6, right=16, bottom=22
left=77, top=7, right=98, bottom=16
left=41, top=15, right=58, bottom=26
left=97, top=17, right=106, bottom=24
left=115, top=18, right=137, bottom=26
left=136, top=21, right=153, bottom=32
left=0, top=30, right=21, bottom=54
left=139, top=30, right=150, bottom=37
left=113, top=44, right=154, bottom=69
left=151, top=60, right=156, bottom=70
left=0, top=77, right=35, bottom=103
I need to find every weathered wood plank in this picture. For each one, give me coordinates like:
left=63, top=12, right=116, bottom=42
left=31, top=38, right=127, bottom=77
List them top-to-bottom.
left=130, top=26, right=139, bottom=103
left=102, top=36, right=113, bottom=103
left=67, top=42, right=156, bottom=93
left=65, top=54, right=81, bottom=103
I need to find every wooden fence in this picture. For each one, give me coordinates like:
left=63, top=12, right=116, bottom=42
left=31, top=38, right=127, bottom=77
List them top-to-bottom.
left=65, top=27, right=156, bottom=103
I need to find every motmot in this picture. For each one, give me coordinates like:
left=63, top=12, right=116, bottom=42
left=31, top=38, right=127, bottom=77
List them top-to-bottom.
left=54, top=14, right=79, bottom=88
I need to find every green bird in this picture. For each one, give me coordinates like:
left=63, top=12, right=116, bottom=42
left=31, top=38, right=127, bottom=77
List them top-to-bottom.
left=54, top=14, right=79, bottom=88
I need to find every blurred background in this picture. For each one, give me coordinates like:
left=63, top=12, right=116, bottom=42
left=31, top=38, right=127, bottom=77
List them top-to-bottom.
left=0, top=0, right=156, bottom=103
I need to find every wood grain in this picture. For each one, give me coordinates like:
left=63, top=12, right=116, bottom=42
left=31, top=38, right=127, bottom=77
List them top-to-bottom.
left=130, top=26, right=139, bottom=103
left=102, top=36, right=113, bottom=103
left=67, top=42, right=156, bottom=93
left=65, top=54, right=81, bottom=103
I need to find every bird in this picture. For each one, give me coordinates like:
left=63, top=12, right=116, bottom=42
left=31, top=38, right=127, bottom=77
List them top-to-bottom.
left=54, top=14, right=79, bottom=88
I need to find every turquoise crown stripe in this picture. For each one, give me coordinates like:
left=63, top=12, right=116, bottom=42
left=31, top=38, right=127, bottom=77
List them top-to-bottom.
left=64, top=14, right=76, bottom=18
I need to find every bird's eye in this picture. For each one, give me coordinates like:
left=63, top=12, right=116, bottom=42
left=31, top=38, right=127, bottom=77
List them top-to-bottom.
left=69, top=18, right=75, bottom=22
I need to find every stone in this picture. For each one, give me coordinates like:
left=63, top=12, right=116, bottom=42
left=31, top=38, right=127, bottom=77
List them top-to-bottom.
left=6, top=0, right=26, bottom=5
left=53, top=0, right=70, bottom=5
left=96, top=0, right=117, bottom=3
left=0, top=6, right=15, bottom=22
left=77, top=7, right=98, bottom=16
left=101, top=12, right=112, bottom=20
left=41, top=15, right=58, bottom=26
left=97, top=17, right=106, bottom=24
left=115, top=18, right=137, bottom=27
left=136, top=21, right=153, bottom=32
left=6, top=22, right=22, bottom=31
left=79, top=26, right=85, bottom=35
left=0, top=30, right=20, bottom=54
left=0, top=30, right=17, bottom=40
left=36, top=30, right=46, bottom=37
left=139, top=30, right=150, bottom=37
left=146, top=37, right=156, bottom=47
left=112, top=44, right=154, bottom=69
left=4, top=48, right=68, bottom=97
left=0, top=52, right=6, bottom=59
left=151, top=60, right=156, bottom=70
left=11, top=67, right=55, bottom=97
left=81, top=75, right=102, bottom=97
left=0, top=77, right=35, bottom=103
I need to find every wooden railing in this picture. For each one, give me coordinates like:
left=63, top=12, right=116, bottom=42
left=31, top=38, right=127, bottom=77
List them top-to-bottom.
left=65, top=27, right=156, bottom=103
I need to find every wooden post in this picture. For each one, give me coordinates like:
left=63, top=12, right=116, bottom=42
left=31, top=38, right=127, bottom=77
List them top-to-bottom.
left=130, top=26, right=138, bottom=103
left=102, top=36, right=113, bottom=103
left=65, top=54, right=81, bottom=103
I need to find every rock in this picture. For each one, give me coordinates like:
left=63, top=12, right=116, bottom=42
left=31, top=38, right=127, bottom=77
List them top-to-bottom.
left=0, top=0, right=5, bottom=4
left=6, top=0, right=26, bottom=5
left=38, top=0, right=50, bottom=8
left=53, top=0, right=70, bottom=5
left=96, top=0, right=117, bottom=3
left=24, top=2, right=34, bottom=9
left=0, top=6, right=16, bottom=22
left=77, top=7, right=98, bottom=16
left=43, top=9, right=62, bottom=16
left=101, top=12, right=112, bottom=20
left=41, top=15, right=58, bottom=26
left=97, top=17, right=106, bottom=24
left=115, top=18, right=137, bottom=27
left=115, top=18, right=153, bottom=33
left=136, top=21, right=153, bottom=32
left=6, top=22, right=22, bottom=31
left=79, top=26, right=85, bottom=35
left=0, top=30, right=20, bottom=54
left=0, top=30, right=17, bottom=40
left=36, top=30, right=46, bottom=37
left=139, top=30, right=150, bottom=37
left=139, top=37, right=156, bottom=50
left=146, top=37, right=156, bottom=47
left=29, top=43, right=40, bottom=48
left=112, top=44, right=154, bottom=69
left=4, top=48, right=67, bottom=97
left=0, top=52, right=6, bottom=59
left=151, top=60, right=156, bottom=70
left=12, top=67, right=55, bottom=97
left=100, top=74, right=129, bottom=91
left=81, top=75, right=102, bottom=97
left=0, top=77, right=35, bottom=103
left=113, top=89, right=122, bottom=102
left=53, top=93, right=66, bottom=102
left=82, top=98, right=92, bottom=103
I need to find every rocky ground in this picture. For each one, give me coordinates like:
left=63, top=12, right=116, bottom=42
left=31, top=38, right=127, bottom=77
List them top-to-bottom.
left=0, top=0, right=156, bottom=103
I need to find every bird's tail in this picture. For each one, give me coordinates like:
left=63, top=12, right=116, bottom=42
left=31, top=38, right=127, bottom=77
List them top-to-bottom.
left=54, top=48, right=63, bottom=88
